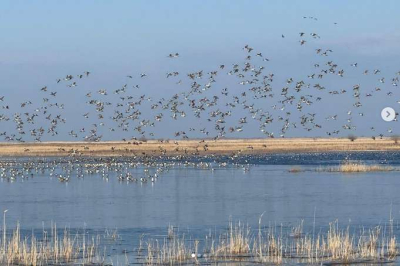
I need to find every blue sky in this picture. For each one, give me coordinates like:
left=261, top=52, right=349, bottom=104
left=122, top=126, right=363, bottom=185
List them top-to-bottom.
left=1, top=1, right=400, bottom=140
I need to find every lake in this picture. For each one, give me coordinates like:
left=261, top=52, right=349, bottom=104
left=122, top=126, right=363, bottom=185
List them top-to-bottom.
left=1, top=152, right=399, bottom=265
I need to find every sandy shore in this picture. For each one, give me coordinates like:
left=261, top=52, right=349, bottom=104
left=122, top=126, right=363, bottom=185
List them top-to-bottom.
left=0, top=138, right=399, bottom=157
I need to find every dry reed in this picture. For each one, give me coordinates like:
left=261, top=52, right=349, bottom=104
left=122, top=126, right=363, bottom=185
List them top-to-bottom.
left=322, top=161, right=394, bottom=173
left=0, top=215, right=104, bottom=265
left=142, top=218, right=398, bottom=265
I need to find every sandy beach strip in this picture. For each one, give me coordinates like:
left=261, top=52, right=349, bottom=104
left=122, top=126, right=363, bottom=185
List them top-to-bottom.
left=0, top=137, right=399, bottom=157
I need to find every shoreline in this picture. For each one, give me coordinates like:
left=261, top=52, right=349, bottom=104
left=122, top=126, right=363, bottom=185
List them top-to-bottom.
left=0, top=137, right=399, bottom=157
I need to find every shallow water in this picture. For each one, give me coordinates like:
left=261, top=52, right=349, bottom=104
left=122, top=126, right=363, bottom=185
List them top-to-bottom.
left=1, top=152, right=400, bottom=265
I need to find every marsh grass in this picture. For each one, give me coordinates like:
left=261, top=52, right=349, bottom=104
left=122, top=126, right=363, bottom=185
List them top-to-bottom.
left=320, top=161, right=394, bottom=173
left=0, top=217, right=104, bottom=265
left=142, top=218, right=398, bottom=265
left=290, top=220, right=304, bottom=238
left=213, top=221, right=252, bottom=258
left=167, top=224, right=174, bottom=239
left=104, top=228, right=120, bottom=242
left=146, top=234, right=191, bottom=264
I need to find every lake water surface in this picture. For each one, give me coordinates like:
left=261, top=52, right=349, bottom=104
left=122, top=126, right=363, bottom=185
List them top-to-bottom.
left=1, top=152, right=400, bottom=265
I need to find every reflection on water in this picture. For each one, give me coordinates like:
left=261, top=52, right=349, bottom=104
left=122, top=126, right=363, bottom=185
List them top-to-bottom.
left=0, top=152, right=400, bottom=264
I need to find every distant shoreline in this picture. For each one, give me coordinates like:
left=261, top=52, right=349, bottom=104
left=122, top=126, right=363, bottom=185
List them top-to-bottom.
left=0, top=137, right=399, bottom=157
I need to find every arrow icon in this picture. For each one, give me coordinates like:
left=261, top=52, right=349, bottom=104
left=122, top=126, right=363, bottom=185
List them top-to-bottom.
left=382, top=107, right=395, bottom=122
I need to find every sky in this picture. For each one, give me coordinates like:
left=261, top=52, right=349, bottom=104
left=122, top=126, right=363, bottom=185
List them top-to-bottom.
left=1, top=0, right=400, bottom=141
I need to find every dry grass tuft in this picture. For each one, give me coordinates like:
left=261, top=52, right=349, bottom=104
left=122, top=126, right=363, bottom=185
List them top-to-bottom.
left=322, top=161, right=394, bottom=173
left=0, top=215, right=103, bottom=265
left=141, top=218, right=398, bottom=265
left=215, top=221, right=252, bottom=256
left=146, top=234, right=191, bottom=264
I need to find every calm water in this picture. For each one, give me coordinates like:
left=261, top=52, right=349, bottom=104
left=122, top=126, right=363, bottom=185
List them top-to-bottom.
left=1, top=152, right=400, bottom=265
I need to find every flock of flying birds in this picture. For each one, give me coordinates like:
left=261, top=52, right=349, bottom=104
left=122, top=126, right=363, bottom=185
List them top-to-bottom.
left=1, top=16, right=400, bottom=144
left=1, top=16, right=400, bottom=184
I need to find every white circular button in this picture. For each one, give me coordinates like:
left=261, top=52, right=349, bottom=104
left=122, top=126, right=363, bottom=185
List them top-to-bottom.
left=381, top=107, right=396, bottom=122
